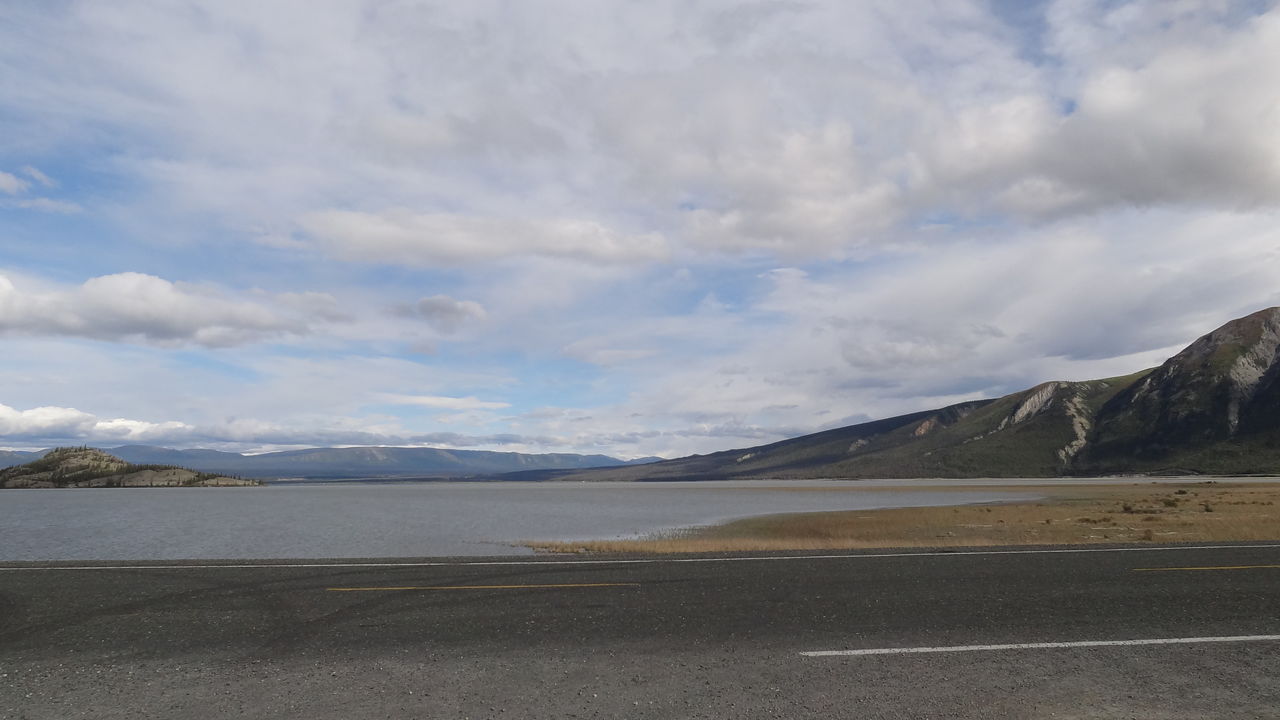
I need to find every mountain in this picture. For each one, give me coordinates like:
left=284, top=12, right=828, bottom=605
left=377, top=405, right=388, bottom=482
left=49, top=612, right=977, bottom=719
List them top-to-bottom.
left=1078, top=306, right=1280, bottom=473
left=559, top=307, right=1280, bottom=480
left=7, top=309, right=1276, bottom=481
left=99, top=445, right=639, bottom=479
left=106, top=446, right=246, bottom=465
left=0, top=447, right=255, bottom=488
left=0, top=449, right=44, bottom=467
left=625, top=456, right=666, bottom=465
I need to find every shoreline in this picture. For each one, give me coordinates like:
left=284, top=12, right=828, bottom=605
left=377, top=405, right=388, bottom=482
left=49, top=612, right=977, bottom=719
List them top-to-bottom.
left=527, top=481, right=1280, bottom=554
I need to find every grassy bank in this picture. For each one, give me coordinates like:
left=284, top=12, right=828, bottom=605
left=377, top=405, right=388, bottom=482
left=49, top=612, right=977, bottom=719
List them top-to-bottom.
left=527, top=482, right=1280, bottom=554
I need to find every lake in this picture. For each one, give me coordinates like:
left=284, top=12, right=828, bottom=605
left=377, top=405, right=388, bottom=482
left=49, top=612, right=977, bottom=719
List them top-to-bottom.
left=0, top=480, right=1043, bottom=561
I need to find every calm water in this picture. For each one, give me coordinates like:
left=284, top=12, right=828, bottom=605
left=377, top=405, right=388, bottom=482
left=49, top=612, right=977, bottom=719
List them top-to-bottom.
left=0, top=480, right=1042, bottom=561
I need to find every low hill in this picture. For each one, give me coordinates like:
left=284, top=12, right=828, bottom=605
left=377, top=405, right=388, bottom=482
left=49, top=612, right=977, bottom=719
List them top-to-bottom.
left=560, top=307, right=1280, bottom=480
left=0, top=447, right=256, bottom=488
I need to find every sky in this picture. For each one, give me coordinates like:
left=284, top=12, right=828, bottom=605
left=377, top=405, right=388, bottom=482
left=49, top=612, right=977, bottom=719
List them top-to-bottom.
left=2, top=0, right=1279, bottom=458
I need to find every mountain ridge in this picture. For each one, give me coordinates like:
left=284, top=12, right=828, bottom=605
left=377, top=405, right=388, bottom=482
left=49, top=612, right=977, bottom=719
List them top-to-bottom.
left=553, top=307, right=1280, bottom=481
left=5, top=308, right=1278, bottom=481
left=0, top=445, right=647, bottom=479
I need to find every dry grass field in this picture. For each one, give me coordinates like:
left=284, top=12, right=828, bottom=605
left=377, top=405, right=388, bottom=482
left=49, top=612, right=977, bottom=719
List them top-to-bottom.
left=528, top=482, right=1280, bottom=554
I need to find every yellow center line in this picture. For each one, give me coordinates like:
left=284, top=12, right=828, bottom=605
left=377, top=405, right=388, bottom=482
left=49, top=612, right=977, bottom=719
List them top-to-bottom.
left=1133, top=565, right=1280, bottom=572
left=326, top=582, right=641, bottom=592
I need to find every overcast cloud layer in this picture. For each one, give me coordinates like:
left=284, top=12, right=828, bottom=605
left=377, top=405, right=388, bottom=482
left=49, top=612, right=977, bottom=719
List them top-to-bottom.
left=2, top=0, right=1279, bottom=457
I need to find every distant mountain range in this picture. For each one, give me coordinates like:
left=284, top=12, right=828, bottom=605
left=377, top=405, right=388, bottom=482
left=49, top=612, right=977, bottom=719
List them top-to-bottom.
left=7, top=307, right=1279, bottom=481
left=551, top=307, right=1280, bottom=480
left=0, top=446, right=659, bottom=480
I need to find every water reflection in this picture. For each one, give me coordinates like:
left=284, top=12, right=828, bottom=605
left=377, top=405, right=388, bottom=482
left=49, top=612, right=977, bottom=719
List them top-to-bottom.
left=0, top=480, right=1043, bottom=561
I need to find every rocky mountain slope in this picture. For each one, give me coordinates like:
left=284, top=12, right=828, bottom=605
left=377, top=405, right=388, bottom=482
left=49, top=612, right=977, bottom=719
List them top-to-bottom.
left=1078, top=306, right=1280, bottom=473
left=561, top=307, right=1280, bottom=480
left=0, top=447, right=256, bottom=488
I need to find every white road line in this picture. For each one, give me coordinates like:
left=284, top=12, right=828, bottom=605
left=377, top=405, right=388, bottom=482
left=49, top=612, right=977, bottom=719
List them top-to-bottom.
left=1, top=543, right=1279, bottom=571
left=802, top=634, right=1280, bottom=657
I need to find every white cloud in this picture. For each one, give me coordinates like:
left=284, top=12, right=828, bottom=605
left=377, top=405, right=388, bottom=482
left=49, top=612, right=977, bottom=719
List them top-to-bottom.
left=3, top=2, right=1280, bottom=460
left=7, top=2, right=1280, bottom=260
left=917, top=3, right=1280, bottom=219
left=1029, top=6, right=1280, bottom=214
left=678, top=124, right=903, bottom=256
left=21, top=165, right=55, bottom=188
left=0, top=166, right=77, bottom=211
left=0, top=170, right=28, bottom=195
left=2, top=197, right=82, bottom=214
left=493, top=208, right=1280, bottom=458
left=300, top=210, right=669, bottom=266
left=0, top=272, right=320, bottom=347
left=275, top=291, right=351, bottom=322
left=407, top=295, right=486, bottom=334
left=562, top=341, right=657, bottom=367
left=378, top=394, right=511, bottom=411
left=0, top=399, right=554, bottom=452
left=0, top=402, right=191, bottom=443
left=0, top=403, right=95, bottom=438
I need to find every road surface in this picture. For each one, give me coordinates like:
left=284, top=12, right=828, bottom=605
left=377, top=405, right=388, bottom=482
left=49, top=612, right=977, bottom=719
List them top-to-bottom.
left=3, top=543, right=1280, bottom=718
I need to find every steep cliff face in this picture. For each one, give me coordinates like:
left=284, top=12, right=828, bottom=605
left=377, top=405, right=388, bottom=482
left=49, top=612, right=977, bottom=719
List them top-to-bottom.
left=1081, top=307, right=1280, bottom=470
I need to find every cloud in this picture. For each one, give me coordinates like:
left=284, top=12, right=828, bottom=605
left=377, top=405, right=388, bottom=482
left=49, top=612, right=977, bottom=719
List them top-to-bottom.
left=3, top=2, right=1280, bottom=460
left=8, top=3, right=1280, bottom=260
left=916, top=4, right=1280, bottom=220
left=1021, top=7, right=1280, bottom=214
left=679, top=124, right=903, bottom=256
left=21, top=165, right=55, bottom=188
left=0, top=166, right=78, bottom=212
left=0, top=170, right=28, bottom=194
left=2, top=197, right=82, bottom=214
left=491, top=208, right=1280, bottom=458
left=299, top=210, right=669, bottom=266
left=0, top=272, right=318, bottom=347
left=275, top=291, right=351, bottom=323
left=407, top=295, right=486, bottom=334
left=562, top=342, right=657, bottom=367
left=377, top=394, right=511, bottom=411
left=0, top=400, right=556, bottom=452
left=0, top=402, right=191, bottom=443
left=0, top=403, right=95, bottom=438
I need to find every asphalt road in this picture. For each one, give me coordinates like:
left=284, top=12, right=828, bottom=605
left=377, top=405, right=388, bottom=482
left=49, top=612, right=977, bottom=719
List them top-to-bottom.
left=2, top=543, right=1280, bottom=719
